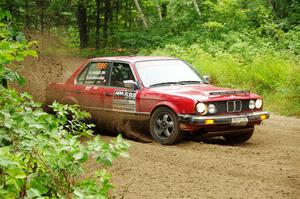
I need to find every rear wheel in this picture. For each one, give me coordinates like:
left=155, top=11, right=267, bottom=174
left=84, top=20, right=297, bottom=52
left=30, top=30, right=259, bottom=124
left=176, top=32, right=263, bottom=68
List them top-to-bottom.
left=150, top=107, right=182, bottom=145
left=223, top=127, right=254, bottom=144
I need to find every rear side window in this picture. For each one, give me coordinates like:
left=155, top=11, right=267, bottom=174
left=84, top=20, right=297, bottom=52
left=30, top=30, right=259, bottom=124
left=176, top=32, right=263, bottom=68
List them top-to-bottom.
left=77, top=62, right=109, bottom=86
left=110, top=63, right=135, bottom=87
left=77, top=67, right=89, bottom=84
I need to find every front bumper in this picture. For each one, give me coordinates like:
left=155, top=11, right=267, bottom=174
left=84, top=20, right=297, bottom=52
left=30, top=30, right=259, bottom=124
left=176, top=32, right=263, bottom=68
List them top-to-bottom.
left=179, top=111, right=270, bottom=126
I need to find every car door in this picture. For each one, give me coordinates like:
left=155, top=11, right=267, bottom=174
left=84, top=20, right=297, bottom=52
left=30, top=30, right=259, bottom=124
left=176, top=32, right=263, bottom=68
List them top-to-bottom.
left=75, top=61, right=111, bottom=121
left=103, top=62, right=137, bottom=114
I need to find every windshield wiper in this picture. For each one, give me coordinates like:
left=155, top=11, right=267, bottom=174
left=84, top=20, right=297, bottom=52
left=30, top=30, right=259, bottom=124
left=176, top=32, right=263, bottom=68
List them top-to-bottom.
left=149, top=80, right=203, bottom=88
left=177, top=80, right=203, bottom=85
left=149, top=82, right=179, bottom=88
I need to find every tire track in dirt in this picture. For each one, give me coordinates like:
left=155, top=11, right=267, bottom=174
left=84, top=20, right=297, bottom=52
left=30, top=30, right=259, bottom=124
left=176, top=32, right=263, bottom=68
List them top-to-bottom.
left=108, top=115, right=300, bottom=199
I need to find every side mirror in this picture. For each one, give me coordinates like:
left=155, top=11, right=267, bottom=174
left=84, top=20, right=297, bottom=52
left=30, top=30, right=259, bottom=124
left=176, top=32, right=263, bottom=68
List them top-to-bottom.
left=203, top=75, right=210, bottom=83
left=123, top=80, right=139, bottom=90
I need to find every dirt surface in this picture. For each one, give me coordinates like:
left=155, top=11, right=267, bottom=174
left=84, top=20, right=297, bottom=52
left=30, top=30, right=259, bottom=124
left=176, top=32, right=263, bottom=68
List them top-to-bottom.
left=10, top=33, right=87, bottom=102
left=11, top=55, right=86, bottom=101
left=17, top=55, right=300, bottom=198
left=104, top=114, right=300, bottom=199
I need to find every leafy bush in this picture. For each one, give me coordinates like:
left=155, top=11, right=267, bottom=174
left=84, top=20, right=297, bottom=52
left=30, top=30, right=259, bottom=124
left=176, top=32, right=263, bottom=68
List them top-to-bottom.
left=0, top=10, right=129, bottom=198
left=0, top=10, right=37, bottom=86
left=279, top=25, right=300, bottom=55
left=0, top=70, right=130, bottom=198
left=0, top=89, right=129, bottom=198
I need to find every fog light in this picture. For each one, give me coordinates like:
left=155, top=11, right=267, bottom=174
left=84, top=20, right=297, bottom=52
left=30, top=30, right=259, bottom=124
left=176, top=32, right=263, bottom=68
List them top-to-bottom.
left=249, top=100, right=255, bottom=110
left=208, top=104, right=217, bottom=114
left=260, top=114, right=267, bottom=120
left=205, top=119, right=214, bottom=125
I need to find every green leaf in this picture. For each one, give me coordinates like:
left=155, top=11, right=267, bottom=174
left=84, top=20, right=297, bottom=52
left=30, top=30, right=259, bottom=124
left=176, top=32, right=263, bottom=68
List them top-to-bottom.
left=17, top=75, right=25, bottom=85
left=28, top=123, right=45, bottom=129
left=73, top=152, right=84, bottom=160
left=15, top=172, right=26, bottom=179
left=27, top=188, right=42, bottom=198
left=74, top=189, right=85, bottom=198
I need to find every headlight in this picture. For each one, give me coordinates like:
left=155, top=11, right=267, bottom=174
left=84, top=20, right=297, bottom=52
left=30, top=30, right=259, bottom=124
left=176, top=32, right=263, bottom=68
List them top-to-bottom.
left=255, top=99, right=263, bottom=109
left=249, top=100, right=255, bottom=110
left=196, top=103, right=207, bottom=114
left=208, top=103, right=217, bottom=114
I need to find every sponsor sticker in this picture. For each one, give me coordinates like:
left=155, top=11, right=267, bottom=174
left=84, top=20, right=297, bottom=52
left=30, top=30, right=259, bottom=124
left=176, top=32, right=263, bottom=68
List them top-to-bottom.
left=113, top=90, right=137, bottom=112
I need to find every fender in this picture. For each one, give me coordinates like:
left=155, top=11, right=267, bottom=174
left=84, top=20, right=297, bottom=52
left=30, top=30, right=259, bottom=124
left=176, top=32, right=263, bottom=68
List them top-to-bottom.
left=61, top=94, right=79, bottom=105
left=151, top=101, right=181, bottom=116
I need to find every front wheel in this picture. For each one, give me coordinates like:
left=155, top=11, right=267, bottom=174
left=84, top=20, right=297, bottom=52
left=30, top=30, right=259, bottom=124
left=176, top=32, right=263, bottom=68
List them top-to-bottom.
left=150, top=107, right=183, bottom=145
left=223, top=127, right=254, bottom=144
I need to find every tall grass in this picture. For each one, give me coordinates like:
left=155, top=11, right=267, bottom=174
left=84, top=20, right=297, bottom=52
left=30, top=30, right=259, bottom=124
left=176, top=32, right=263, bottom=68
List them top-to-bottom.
left=147, top=44, right=300, bottom=116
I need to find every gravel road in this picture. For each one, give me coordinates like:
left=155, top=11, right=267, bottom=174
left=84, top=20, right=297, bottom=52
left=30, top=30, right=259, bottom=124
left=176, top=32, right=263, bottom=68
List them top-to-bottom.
left=106, top=114, right=300, bottom=199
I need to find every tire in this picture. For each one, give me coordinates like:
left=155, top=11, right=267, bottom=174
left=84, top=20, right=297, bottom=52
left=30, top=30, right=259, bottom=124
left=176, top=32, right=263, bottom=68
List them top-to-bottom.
left=150, top=107, right=182, bottom=145
left=223, top=127, right=254, bottom=144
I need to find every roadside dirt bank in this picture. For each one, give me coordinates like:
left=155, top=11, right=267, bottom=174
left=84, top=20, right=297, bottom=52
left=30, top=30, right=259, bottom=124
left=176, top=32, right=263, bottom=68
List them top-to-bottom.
left=11, top=55, right=86, bottom=101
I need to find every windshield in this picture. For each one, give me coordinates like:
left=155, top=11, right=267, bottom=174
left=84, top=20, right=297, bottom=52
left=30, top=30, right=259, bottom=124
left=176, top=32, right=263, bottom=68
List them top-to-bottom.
left=135, top=59, right=203, bottom=87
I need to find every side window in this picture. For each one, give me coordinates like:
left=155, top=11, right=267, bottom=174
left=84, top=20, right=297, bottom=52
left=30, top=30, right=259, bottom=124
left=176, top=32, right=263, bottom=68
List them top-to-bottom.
left=77, top=62, right=109, bottom=85
left=110, top=63, right=135, bottom=87
left=77, top=66, right=89, bottom=84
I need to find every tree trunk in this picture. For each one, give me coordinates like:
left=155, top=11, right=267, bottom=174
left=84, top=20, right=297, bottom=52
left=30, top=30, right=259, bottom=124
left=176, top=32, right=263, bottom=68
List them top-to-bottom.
left=24, top=0, right=30, bottom=29
left=36, top=0, right=45, bottom=33
left=77, top=0, right=88, bottom=48
left=95, top=0, right=101, bottom=49
left=103, top=0, right=111, bottom=47
left=109, top=0, right=114, bottom=37
left=115, top=0, right=120, bottom=27
left=126, top=0, right=133, bottom=30
left=133, top=0, right=148, bottom=28
left=155, top=0, right=162, bottom=21
left=169, top=0, right=175, bottom=22
left=193, top=0, right=201, bottom=17
left=268, top=0, right=288, bottom=19
left=269, top=0, right=276, bottom=13
left=129, top=1, right=133, bottom=30
left=34, top=2, right=38, bottom=31
left=161, top=2, right=167, bottom=18
left=40, top=8, right=44, bottom=33
left=48, top=16, right=52, bottom=34
left=2, top=79, right=8, bottom=89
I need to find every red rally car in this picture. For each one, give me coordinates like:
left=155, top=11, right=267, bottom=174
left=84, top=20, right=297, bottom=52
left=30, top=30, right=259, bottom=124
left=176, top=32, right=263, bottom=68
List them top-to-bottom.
left=46, top=56, right=269, bottom=145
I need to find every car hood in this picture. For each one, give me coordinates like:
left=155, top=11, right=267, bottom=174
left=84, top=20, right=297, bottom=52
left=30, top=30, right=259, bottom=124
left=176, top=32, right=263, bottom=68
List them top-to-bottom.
left=149, top=84, right=260, bottom=102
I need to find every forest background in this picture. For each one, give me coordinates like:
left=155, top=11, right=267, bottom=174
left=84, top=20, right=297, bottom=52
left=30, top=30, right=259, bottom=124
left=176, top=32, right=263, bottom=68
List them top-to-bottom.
left=1, top=0, right=300, bottom=116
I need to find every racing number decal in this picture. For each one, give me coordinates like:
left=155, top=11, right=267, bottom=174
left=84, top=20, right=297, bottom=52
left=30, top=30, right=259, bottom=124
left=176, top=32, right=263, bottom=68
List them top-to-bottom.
left=97, top=62, right=108, bottom=70
left=113, top=90, right=137, bottom=112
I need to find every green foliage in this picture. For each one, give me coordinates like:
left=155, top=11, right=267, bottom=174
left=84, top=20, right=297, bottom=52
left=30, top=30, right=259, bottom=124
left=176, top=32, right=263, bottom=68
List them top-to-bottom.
left=2, top=0, right=300, bottom=117
left=130, top=0, right=300, bottom=117
left=0, top=9, right=129, bottom=198
left=0, top=9, right=37, bottom=85
left=279, top=25, right=300, bottom=54
left=0, top=87, right=129, bottom=198
left=50, top=102, right=95, bottom=136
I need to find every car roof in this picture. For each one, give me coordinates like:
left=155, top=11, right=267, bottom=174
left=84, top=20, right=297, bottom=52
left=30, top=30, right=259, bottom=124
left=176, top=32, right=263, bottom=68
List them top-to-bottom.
left=89, top=56, right=178, bottom=64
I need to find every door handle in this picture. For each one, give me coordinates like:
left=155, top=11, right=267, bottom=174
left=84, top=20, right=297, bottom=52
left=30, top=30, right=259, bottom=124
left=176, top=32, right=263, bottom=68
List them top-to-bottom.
left=104, top=92, right=113, bottom=96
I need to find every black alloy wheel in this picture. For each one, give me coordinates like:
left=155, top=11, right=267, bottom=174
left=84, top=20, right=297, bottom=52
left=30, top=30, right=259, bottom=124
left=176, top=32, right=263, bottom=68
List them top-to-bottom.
left=150, top=107, right=183, bottom=145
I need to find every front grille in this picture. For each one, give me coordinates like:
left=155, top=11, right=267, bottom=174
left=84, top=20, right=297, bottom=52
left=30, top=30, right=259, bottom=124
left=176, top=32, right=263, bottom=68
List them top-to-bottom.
left=209, top=100, right=249, bottom=114
left=227, top=100, right=242, bottom=112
